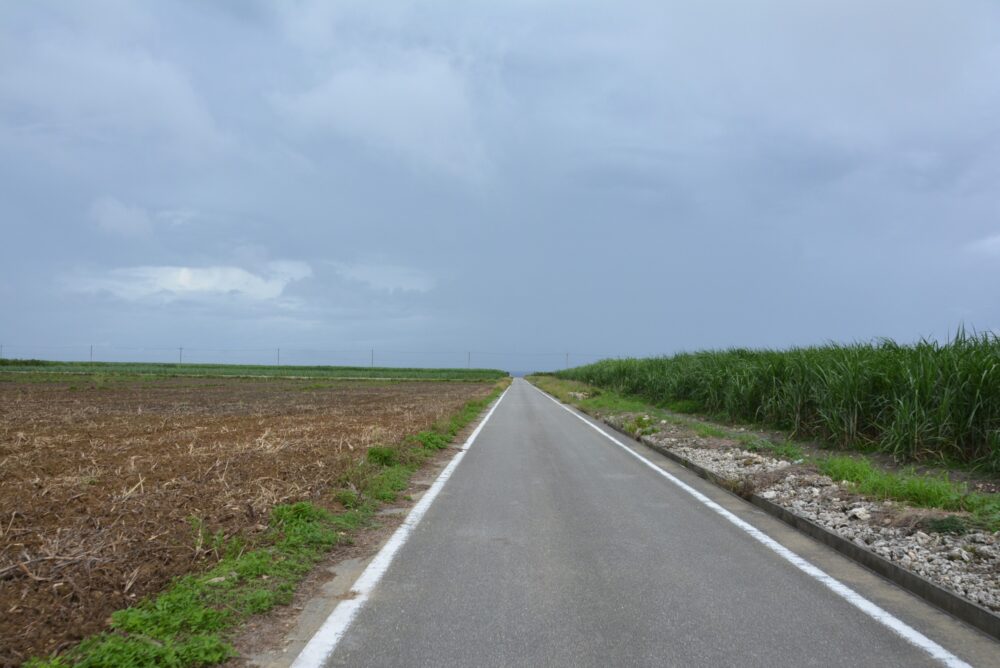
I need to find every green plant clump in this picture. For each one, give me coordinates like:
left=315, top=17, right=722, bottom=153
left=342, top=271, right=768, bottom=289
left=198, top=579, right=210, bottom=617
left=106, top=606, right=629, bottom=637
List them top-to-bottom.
left=624, top=415, right=658, bottom=437
left=367, top=446, right=399, bottom=467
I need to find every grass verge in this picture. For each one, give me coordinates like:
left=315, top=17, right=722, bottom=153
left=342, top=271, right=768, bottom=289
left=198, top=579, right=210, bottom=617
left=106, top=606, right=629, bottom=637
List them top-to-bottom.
left=27, top=381, right=508, bottom=667
left=819, top=456, right=1000, bottom=531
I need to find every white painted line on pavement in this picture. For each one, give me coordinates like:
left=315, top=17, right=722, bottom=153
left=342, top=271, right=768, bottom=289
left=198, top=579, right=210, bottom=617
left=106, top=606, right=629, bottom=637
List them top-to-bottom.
left=531, top=382, right=971, bottom=668
left=290, top=385, right=511, bottom=668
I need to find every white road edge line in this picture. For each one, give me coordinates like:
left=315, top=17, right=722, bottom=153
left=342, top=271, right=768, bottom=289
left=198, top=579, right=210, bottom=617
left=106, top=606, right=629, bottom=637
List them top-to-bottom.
left=530, top=381, right=971, bottom=668
left=289, top=385, right=511, bottom=668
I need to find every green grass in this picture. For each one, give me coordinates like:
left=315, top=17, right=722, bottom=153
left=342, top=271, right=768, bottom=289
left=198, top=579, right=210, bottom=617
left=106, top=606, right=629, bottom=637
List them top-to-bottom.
left=553, top=331, right=1000, bottom=471
left=0, top=359, right=508, bottom=382
left=528, top=375, right=650, bottom=414
left=26, top=381, right=509, bottom=667
left=691, top=423, right=728, bottom=439
left=737, top=435, right=805, bottom=461
left=818, top=456, right=1000, bottom=531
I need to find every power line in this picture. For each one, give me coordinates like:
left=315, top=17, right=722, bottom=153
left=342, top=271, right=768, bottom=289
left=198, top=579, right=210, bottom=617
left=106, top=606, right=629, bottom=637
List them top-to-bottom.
left=0, top=343, right=628, bottom=368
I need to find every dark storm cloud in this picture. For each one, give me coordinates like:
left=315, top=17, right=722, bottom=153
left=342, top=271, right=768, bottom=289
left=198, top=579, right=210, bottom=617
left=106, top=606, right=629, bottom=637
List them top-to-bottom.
left=2, top=0, right=1000, bottom=370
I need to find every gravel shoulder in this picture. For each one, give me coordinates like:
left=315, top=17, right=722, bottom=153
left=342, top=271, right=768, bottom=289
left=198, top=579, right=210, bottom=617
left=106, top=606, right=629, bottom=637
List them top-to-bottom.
left=602, top=412, right=1000, bottom=615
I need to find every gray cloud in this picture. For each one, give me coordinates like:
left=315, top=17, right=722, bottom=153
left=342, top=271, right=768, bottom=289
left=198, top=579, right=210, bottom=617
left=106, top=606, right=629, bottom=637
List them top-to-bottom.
left=3, top=0, right=1000, bottom=370
left=0, top=24, right=224, bottom=159
left=272, top=49, right=487, bottom=179
left=89, top=196, right=154, bottom=238
left=67, top=261, right=312, bottom=302
left=330, top=261, right=435, bottom=293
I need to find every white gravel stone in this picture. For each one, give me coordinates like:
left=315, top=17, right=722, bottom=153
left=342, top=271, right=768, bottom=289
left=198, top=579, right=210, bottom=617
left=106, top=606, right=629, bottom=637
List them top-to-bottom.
left=848, top=507, right=872, bottom=521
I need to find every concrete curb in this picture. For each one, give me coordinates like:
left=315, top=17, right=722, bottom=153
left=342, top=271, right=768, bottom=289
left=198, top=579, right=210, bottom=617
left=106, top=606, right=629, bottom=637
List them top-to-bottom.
left=601, top=419, right=1000, bottom=642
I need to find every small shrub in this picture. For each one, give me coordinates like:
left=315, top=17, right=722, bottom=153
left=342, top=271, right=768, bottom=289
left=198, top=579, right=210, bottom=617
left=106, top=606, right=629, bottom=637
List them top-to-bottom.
left=624, top=415, right=658, bottom=437
left=410, top=431, right=449, bottom=450
left=367, top=447, right=398, bottom=467
left=334, top=489, right=361, bottom=509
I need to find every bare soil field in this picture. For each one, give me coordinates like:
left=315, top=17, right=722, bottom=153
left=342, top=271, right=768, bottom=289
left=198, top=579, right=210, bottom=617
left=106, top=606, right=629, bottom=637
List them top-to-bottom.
left=0, top=375, right=493, bottom=666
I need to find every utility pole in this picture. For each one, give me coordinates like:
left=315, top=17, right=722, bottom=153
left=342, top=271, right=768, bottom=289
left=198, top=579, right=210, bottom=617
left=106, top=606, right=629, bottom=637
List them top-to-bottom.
left=179, top=347, right=183, bottom=364
left=276, top=348, right=280, bottom=366
left=370, top=348, right=374, bottom=368
left=467, top=351, right=471, bottom=368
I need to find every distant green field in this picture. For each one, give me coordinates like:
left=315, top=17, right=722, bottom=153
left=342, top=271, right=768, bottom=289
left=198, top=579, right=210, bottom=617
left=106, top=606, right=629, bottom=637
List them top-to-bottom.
left=0, top=359, right=508, bottom=382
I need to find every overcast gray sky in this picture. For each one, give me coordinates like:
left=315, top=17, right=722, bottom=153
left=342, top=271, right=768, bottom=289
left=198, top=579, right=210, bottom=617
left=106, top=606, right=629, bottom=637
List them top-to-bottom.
left=2, top=1, right=1000, bottom=371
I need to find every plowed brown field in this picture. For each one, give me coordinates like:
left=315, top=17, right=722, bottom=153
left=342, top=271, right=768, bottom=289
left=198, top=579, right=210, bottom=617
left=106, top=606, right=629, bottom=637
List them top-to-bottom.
left=0, top=376, right=493, bottom=666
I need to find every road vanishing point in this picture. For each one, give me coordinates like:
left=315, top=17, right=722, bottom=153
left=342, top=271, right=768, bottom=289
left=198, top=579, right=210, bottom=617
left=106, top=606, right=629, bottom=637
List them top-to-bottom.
left=296, top=379, right=1000, bottom=667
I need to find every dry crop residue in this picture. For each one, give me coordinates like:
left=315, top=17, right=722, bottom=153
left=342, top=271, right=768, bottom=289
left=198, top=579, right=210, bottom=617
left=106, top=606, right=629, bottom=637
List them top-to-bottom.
left=0, top=376, right=493, bottom=666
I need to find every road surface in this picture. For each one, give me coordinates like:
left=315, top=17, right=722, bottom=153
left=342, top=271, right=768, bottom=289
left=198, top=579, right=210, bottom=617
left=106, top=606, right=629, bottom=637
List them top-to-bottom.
left=314, top=379, right=998, bottom=667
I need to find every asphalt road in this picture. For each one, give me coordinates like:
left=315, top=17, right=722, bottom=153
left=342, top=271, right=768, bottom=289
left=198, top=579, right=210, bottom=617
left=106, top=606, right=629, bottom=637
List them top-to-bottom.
left=322, top=378, right=997, bottom=667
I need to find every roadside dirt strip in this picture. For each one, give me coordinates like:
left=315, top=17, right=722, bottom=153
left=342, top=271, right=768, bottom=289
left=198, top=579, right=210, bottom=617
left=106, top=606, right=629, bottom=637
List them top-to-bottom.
left=0, top=377, right=493, bottom=666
